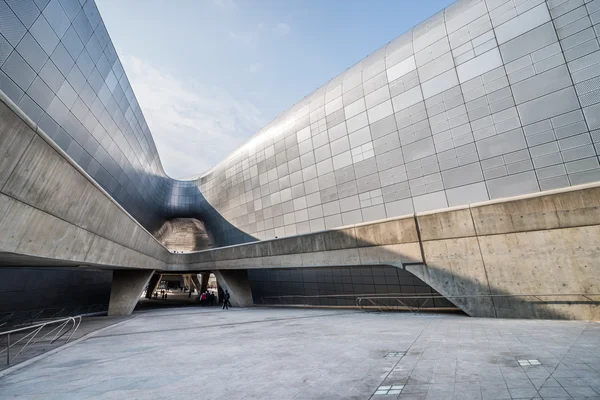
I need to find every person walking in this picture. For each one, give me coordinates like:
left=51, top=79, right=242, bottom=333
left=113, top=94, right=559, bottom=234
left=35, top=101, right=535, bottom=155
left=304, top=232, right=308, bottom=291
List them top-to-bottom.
left=222, top=289, right=231, bottom=310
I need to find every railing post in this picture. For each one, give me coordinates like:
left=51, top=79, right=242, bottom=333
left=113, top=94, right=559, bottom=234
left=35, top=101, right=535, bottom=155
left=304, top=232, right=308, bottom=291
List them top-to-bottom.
left=6, top=332, right=9, bottom=365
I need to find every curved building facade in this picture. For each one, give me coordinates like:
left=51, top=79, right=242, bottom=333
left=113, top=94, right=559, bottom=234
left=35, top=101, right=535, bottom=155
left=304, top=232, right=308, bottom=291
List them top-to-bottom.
left=1, top=0, right=600, bottom=308
left=1, top=0, right=600, bottom=245
left=197, top=0, right=600, bottom=243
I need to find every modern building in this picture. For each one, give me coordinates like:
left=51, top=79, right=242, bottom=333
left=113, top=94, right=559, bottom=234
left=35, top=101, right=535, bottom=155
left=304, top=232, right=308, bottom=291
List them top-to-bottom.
left=1, top=0, right=599, bottom=316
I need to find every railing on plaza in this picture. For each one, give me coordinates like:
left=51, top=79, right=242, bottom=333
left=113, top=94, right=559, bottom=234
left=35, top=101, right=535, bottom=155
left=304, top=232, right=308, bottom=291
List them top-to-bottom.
left=259, top=293, right=457, bottom=310
left=259, top=293, right=600, bottom=313
left=356, top=293, right=600, bottom=314
left=0, top=304, right=107, bottom=329
left=0, top=316, right=82, bottom=367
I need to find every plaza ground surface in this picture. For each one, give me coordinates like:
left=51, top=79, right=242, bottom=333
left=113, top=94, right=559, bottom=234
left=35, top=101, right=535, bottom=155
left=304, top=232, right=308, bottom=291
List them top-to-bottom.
left=0, top=307, right=599, bottom=400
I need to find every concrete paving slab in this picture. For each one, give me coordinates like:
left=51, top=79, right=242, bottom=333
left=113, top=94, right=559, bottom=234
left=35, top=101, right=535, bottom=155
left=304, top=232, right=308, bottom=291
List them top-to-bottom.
left=0, top=308, right=598, bottom=399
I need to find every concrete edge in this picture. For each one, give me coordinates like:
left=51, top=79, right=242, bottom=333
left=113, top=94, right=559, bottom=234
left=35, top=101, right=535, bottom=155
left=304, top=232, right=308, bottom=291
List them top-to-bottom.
left=0, top=89, right=170, bottom=255
left=415, top=204, right=471, bottom=217
left=184, top=213, right=417, bottom=256
left=0, top=316, right=135, bottom=378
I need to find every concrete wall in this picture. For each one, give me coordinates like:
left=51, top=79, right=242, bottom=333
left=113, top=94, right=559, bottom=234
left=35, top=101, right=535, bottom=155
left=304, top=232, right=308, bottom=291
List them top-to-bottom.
left=0, top=87, right=171, bottom=271
left=174, top=183, right=600, bottom=320
left=412, top=185, right=600, bottom=319
left=172, top=216, right=423, bottom=271
left=0, top=267, right=111, bottom=316
left=107, top=270, right=154, bottom=316
left=214, top=270, right=254, bottom=308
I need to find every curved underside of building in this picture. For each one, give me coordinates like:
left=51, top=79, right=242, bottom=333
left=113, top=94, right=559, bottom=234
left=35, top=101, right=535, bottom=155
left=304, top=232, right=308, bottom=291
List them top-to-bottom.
left=0, top=0, right=600, bottom=316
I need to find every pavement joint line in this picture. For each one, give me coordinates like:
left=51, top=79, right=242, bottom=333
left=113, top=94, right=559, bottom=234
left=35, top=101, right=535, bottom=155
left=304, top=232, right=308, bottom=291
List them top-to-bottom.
left=90, top=310, right=358, bottom=339
left=368, top=314, right=439, bottom=399
left=0, top=316, right=136, bottom=379
left=539, top=322, right=593, bottom=396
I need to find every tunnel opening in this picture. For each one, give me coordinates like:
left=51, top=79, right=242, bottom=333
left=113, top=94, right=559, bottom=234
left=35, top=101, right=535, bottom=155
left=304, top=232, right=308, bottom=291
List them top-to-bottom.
left=137, top=272, right=220, bottom=311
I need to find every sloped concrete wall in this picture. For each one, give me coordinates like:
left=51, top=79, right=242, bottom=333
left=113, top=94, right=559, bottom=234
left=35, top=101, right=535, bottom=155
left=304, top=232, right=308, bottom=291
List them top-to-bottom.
left=0, top=88, right=170, bottom=271
left=414, top=186, right=600, bottom=319
left=108, top=270, right=154, bottom=316
left=214, top=270, right=253, bottom=308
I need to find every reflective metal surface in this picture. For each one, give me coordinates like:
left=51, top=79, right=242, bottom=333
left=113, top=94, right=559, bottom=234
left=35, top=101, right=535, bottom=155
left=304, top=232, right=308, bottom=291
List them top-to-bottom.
left=1, top=0, right=600, bottom=246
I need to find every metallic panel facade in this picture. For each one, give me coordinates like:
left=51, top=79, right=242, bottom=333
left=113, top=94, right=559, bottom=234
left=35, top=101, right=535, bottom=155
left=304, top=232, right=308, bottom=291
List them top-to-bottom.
left=1, top=0, right=600, bottom=247
left=198, top=0, right=600, bottom=242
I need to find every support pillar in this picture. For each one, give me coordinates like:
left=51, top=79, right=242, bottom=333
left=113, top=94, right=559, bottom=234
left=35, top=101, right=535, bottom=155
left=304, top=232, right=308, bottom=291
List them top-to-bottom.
left=108, top=269, right=154, bottom=316
left=214, top=270, right=253, bottom=307
left=200, top=272, right=209, bottom=293
left=145, top=273, right=162, bottom=299
left=191, top=274, right=202, bottom=294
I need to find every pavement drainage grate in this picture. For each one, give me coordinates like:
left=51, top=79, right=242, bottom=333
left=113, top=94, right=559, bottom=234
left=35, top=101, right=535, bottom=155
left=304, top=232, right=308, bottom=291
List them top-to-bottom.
left=385, top=351, right=405, bottom=358
left=518, top=359, right=541, bottom=366
left=374, top=385, right=405, bottom=395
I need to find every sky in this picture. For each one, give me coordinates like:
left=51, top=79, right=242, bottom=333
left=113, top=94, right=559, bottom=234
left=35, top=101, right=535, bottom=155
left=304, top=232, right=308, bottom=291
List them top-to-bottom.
left=95, top=0, right=455, bottom=179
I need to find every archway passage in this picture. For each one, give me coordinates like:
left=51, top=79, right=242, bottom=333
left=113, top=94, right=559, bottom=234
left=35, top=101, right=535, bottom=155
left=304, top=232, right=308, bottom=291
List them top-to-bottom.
left=138, top=272, right=220, bottom=310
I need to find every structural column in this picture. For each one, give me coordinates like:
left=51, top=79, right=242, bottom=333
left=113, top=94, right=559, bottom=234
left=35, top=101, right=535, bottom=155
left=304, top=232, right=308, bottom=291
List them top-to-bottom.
left=108, top=269, right=154, bottom=316
left=214, top=270, right=253, bottom=307
left=144, top=273, right=162, bottom=299
left=200, top=273, right=209, bottom=293
left=191, top=274, right=202, bottom=294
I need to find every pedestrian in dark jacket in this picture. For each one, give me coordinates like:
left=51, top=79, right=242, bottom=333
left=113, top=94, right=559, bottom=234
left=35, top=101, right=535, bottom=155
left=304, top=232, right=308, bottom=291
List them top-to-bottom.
left=222, top=290, right=231, bottom=310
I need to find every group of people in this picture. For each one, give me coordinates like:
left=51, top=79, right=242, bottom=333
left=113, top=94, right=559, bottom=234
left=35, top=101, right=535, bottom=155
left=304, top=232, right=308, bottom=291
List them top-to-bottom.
left=150, top=286, right=232, bottom=310
left=199, top=290, right=216, bottom=306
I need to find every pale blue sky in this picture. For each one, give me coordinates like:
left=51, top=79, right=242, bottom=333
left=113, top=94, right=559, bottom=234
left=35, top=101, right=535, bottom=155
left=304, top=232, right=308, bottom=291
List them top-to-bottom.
left=96, top=0, right=454, bottom=178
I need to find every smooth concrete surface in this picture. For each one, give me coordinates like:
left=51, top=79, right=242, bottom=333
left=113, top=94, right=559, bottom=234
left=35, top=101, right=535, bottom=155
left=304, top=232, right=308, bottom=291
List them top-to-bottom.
left=0, top=98, right=171, bottom=271
left=413, top=187, right=600, bottom=320
left=107, top=270, right=154, bottom=316
left=214, top=270, right=254, bottom=307
left=200, top=273, right=210, bottom=293
left=191, top=274, right=202, bottom=294
left=0, top=308, right=599, bottom=399
left=0, top=315, right=131, bottom=374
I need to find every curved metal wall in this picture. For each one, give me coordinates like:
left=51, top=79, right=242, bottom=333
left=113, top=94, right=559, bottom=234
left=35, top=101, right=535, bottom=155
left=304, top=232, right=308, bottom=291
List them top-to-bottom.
left=0, top=0, right=210, bottom=236
left=1, top=0, right=600, bottom=246
left=195, top=0, right=600, bottom=242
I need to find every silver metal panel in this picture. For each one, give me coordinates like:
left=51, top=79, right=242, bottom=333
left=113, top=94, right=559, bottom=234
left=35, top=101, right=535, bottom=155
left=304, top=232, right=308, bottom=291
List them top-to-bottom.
left=0, top=0, right=598, bottom=246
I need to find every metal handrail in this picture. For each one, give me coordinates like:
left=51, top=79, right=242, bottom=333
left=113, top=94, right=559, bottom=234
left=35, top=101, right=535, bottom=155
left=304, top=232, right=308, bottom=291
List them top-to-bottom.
left=260, top=292, right=436, bottom=303
left=259, top=293, right=448, bottom=308
left=356, top=293, right=600, bottom=314
left=0, top=304, right=107, bottom=328
left=0, top=313, right=13, bottom=329
left=0, top=316, right=82, bottom=366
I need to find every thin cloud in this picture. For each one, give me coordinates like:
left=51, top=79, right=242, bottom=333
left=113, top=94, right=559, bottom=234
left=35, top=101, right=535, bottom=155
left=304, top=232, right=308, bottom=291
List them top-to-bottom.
left=212, top=0, right=238, bottom=11
left=276, top=22, right=291, bottom=36
left=230, top=23, right=290, bottom=48
left=229, top=30, right=260, bottom=48
left=121, top=55, right=266, bottom=179
left=248, top=62, right=263, bottom=73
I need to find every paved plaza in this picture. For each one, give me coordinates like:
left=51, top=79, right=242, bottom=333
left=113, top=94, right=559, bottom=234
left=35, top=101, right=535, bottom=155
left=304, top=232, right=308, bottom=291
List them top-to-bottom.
left=0, top=307, right=599, bottom=399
